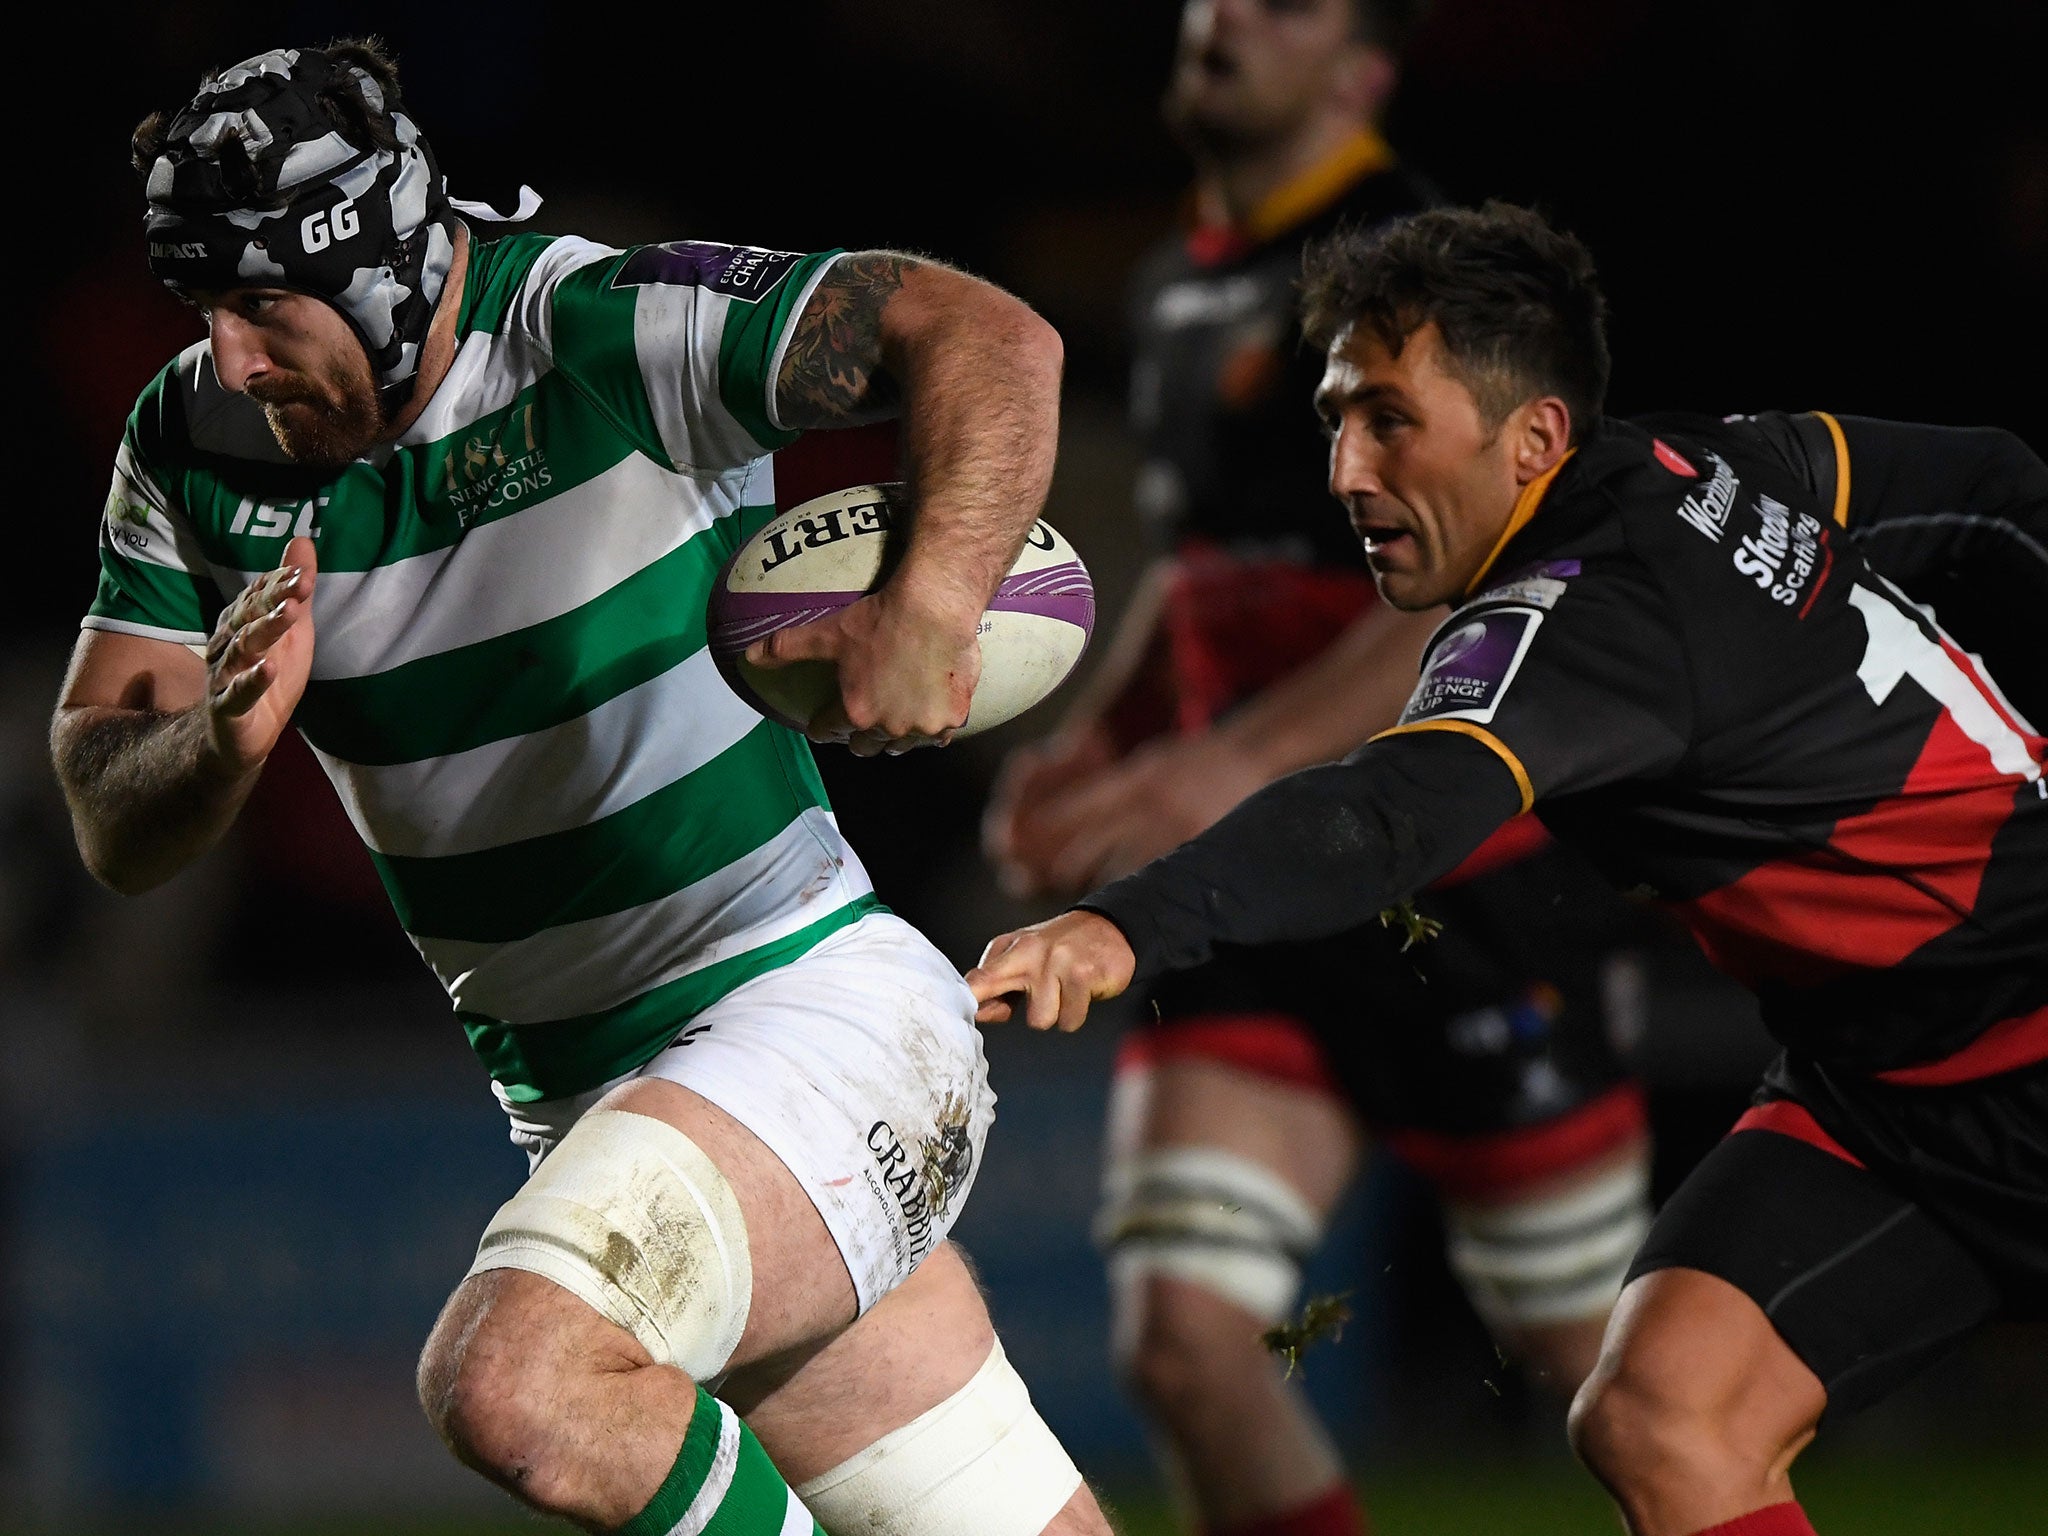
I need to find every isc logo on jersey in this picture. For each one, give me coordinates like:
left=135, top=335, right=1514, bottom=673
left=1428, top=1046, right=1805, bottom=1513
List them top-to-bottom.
left=229, top=493, right=327, bottom=541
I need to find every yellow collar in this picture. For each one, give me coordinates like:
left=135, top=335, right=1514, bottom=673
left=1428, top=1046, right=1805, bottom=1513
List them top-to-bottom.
left=1199, top=128, right=1396, bottom=246
left=1465, top=450, right=1576, bottom=595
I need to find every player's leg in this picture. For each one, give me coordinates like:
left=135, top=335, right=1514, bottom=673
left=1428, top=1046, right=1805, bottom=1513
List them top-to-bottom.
left=1375, top=845, right=1663, bottom=1399
left=419, top=913, right=1003, bottom=1533
left=1099, top=1013, right=1365, bottom=1536
left=1381, top=1048, right=1652, bottom=1398
left=418, top=1079, right=851, bottom=1529
left=1568, top=1106, right=2002, bottom=1536
left=1436, top=1131, right=1653, bottom=1393
left=722, top=1241, right=1111, bottom=1535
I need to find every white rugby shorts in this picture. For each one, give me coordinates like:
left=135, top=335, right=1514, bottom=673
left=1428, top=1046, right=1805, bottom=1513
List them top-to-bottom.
left=494, top=912, right=996, bottom=1312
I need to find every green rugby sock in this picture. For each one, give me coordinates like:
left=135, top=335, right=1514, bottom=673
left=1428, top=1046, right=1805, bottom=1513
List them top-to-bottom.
left=617, top=1385, right=822, bottom=1536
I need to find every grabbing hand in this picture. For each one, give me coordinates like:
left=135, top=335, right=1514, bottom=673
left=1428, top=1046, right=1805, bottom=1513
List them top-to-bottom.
left=203, top=535, right=318, bottom=772
left=746, top=580, right=981, bottom=756
left=966, top=910, right=1136, bottom=1032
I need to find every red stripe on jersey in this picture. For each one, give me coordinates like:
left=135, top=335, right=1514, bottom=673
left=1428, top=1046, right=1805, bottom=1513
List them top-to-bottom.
left=1186, top=223, right=1253, bottom=267
left=1795, top=537, right=1835, bottom=619
left=1162, top=550, right=1377, bottom=730
left=1680, top=708, right=2041, bottom=985
left=1429, top=812, right=1554, bottom=887
left=1875, top=1005, right=2048, bottom=1085
left=1113, top=1012, right=1343, bottom=1095
left=1378, top=1083, right=1650, bottom=1201
left=1730, top=1101, right=1865, bottom=1167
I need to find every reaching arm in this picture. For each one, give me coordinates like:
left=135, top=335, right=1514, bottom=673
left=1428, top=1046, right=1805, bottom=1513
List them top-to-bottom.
left=753, top=251, right=1065, bottom=752
left=52, top=539, right=317, bottom=893
left=968, top=561, right=1698, bottom=1031
left=966, top=729, right=1522, bottom=1028
left=1076, top=729, right=1525, bottom=981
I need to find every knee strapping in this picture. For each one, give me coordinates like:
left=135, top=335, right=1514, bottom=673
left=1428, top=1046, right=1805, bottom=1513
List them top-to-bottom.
left=469, top=1108, right=752, bottom=1380
left=1095, top=1146, right=1324, bottom=1324
left=1446, top=1154, right=1652, bottom=1328
left=796, top=1338, right=1081, bottom=1536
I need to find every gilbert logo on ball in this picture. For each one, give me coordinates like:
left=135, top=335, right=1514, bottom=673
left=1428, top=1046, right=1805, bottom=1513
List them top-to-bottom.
left=706, top=483, right=1095, bottom=738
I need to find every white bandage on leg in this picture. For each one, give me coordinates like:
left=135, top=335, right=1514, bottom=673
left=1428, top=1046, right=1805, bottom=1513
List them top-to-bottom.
left=468, top=1108, right=751, bottom=1380
left=1095, top=1146, right=1324, bottom=1325
left=1444, top=1153, right=1653, bottom=1329
left=796, top=1338, right=1082, bottom=1536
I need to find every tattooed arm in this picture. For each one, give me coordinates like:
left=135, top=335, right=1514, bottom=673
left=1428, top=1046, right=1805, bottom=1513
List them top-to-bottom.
left=755, top=251, right=1065, bottom=753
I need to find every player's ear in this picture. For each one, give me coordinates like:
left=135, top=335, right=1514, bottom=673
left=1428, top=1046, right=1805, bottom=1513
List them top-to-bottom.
left=1511, top=396, right=1573, bottom=485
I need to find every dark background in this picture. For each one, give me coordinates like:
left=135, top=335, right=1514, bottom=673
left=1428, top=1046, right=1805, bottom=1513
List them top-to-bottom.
left=3, top=1, right=2044, bottom=1530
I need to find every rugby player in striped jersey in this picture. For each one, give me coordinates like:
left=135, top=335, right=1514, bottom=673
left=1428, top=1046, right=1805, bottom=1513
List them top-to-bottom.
left=54, top=38, right=1110, bottom=1536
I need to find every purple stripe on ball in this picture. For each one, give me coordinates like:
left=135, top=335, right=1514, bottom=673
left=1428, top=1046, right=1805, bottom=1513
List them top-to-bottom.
left=999, top=560, right=1094, bottom=597
left=989, top=561, right=1095, bottom=633
left=711, top=588, right=867, bottom=621
left=706, top=591, right=864, bottom=656
left=987, top=591, right=1096, bottom=630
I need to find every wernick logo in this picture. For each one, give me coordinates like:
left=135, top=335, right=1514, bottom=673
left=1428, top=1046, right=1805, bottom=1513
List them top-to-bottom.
left=1674, top=451, right=1738, bottom=543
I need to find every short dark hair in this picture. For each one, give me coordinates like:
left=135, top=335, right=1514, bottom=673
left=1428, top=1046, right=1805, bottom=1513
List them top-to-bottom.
left=131, top=36, right=404, bottom=181
left=1300, top=200, right=1611, bottom=441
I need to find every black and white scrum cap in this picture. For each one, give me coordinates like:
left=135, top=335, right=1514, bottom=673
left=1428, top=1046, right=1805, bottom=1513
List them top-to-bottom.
left=142, top=46, right=477, bottom=411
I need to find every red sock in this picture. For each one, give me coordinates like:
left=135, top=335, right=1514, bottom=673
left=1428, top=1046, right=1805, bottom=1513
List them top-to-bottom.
left=1207, top=1484, right=1366, bottom=1536
left=1688, top=1502, right=1818, bottom=1536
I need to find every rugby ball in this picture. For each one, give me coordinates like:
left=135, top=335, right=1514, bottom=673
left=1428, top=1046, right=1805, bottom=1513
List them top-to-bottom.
left=706, top=483, right=1094, bottom=739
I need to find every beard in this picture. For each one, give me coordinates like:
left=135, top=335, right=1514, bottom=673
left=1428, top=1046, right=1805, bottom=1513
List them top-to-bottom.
left=249, top=354, right=388, bottom=467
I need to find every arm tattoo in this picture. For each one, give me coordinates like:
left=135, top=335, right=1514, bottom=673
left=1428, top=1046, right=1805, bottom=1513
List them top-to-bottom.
left=775, top=251, right=913, bottom=429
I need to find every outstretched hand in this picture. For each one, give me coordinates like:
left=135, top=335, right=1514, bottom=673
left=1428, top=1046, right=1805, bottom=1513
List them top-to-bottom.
left=203, top=535, right=318, bottom=772
left=745, top=581, right=982, bottom=756
left=965, top=910, right=1136, bottom=1033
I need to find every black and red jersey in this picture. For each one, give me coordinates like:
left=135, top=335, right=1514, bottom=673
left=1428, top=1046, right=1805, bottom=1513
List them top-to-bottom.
left=1129, top=128, right=1436, bottom=566
left=1125, top=131, right=1438, bottom=727
left=1081, top=412, right=2047, bottom=1078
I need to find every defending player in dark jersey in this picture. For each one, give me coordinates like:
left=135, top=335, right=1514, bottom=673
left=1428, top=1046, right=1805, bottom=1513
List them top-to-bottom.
left=982, top=8, right=1673, bottom=1536
left=969, top=202, right=2046, bottom=1536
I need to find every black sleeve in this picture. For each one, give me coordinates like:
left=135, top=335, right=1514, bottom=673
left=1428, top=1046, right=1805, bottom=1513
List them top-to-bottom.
left=1733, top=410, right=2043, bottom=531
left=1729, top=412, right=2047, bottom=723
left=1845, top=414, right=2044, bottom=515
left=1832, top=420, right=2047, bottom=731
left=1077, top=564, right=1695, bottom=984
left=1077, top=730, right=1524, bottom=983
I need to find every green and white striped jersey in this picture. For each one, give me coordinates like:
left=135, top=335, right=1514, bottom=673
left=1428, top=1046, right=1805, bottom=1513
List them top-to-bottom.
left=84, top=232, right=884, bottom=1103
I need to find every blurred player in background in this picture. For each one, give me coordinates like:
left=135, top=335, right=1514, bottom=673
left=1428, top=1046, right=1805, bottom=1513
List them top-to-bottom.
left=983, top=5, right=1668, bottom=1534
left=52, top=38, right=1113, bottom=1536
left=970, top=201, right=2048, bottom=1536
